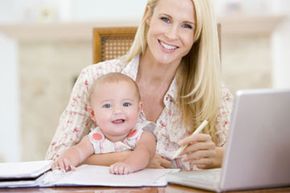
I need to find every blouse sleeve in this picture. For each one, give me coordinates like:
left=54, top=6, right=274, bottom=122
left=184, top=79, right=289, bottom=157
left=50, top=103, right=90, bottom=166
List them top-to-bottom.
left=45, top=66, right=95, bottom=160
left=215, top=86, right=234, bottom=146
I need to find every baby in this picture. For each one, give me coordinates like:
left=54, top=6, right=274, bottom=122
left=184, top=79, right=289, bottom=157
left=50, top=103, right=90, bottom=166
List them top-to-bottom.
left=53, top=72, right=156, bottom=175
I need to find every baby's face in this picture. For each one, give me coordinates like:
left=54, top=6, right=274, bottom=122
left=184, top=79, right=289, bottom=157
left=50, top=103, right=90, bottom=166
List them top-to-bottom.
left=90, top=81, right=141, bottom=142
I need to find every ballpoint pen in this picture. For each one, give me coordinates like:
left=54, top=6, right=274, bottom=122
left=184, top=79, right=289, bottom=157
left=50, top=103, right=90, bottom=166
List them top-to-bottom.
left=172, top=120, right=208, bottom=159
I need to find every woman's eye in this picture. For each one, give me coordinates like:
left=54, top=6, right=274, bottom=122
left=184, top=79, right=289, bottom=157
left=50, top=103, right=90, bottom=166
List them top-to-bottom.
left=160, top=16, right=170, bottom=24
left=182, top=23, right=193, bottom=30
left=123, top=102, right=132, bottom=107
left=102, top=104, right=111, bottom=108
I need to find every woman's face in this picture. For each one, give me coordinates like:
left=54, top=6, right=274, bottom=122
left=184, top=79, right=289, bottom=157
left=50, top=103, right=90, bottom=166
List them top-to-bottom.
left=146, top=0, right=195, bottom=66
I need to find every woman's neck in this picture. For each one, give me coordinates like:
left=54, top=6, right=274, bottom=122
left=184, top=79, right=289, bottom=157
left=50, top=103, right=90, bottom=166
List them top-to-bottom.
left=135, top=51, right=180, bottom=122
left=137, top=51, right=179, bottom=86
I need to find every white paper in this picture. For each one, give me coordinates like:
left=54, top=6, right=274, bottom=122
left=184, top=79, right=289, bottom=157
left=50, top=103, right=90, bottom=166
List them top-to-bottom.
left=0, top=160, right=52, bottom=179
left=0, top=163, right=179, bottom=188
left=41, top=165, right=179, bottom=187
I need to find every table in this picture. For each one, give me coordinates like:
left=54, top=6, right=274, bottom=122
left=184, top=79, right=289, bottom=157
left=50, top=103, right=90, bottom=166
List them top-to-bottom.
left=0, top=184, right=290, bottom=193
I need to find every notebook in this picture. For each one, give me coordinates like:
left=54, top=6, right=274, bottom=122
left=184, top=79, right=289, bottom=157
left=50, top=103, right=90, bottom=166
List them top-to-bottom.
left=167, top=89, right=290, bottom=192
left=0, top=160, right=52, bottom=180
left=0, top=163, right=178, bottom=188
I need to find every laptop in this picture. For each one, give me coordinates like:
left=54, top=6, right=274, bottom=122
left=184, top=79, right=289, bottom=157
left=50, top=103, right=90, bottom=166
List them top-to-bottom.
left=167, top=89, right=290, bottom=192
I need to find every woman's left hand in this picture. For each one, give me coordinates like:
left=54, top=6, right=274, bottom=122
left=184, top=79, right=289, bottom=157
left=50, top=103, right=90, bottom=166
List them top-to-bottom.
left=178, top=133, right=223, bottom=169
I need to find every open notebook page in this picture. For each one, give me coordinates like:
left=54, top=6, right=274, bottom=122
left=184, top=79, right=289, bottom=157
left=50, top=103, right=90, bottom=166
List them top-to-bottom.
left=0, top=160, right=52, bottom=179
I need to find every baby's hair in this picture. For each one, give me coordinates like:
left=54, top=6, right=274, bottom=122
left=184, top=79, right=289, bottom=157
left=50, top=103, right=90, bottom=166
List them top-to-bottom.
left=89, top=72, right=140, bottom=103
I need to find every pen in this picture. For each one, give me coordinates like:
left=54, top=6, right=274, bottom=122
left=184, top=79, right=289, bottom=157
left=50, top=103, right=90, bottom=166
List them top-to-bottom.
left=172, top=120, right=208, bottom=159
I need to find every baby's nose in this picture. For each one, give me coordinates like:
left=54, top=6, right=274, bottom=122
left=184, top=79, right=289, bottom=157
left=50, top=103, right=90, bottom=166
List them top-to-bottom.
left=113, top=106, right=122, bottom=114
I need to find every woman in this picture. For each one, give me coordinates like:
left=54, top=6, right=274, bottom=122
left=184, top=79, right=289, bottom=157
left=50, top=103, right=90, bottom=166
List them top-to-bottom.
left=46, top=0, right=232, bottom=170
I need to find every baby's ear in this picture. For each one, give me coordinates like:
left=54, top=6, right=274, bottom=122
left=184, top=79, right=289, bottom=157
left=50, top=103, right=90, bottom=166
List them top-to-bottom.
left=139, top=101, right=143, bottom=112
left=87, top=105, right=96, bottom=122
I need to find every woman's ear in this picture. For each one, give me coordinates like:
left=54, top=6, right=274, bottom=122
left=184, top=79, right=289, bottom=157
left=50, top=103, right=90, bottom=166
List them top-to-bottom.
left=144, top=5, right=152, bottom=25
left=87, top=105, right=96, bottom=122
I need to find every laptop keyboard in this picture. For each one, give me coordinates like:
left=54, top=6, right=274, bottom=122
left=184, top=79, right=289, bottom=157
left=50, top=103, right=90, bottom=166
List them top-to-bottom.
left=169, top=168, right=221, bottom=185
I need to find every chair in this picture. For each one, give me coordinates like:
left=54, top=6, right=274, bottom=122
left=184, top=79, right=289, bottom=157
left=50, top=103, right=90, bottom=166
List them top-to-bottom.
left=92, top=25, right=221, bottom=64
left=92, top=27, right=137, bottom=64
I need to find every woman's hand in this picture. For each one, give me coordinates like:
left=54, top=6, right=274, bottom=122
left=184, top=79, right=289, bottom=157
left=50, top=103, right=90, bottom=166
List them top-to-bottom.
left=178, top=133, right=223, bottom=169
left=148, top=154, right=172, bottom=168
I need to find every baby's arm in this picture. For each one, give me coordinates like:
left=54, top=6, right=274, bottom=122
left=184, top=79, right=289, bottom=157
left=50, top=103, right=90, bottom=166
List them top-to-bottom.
left=110, top=131, right=156, bottom=175
left=53, top=136, right=94, bottom=171
left=83, top=151, right=131, bottom=166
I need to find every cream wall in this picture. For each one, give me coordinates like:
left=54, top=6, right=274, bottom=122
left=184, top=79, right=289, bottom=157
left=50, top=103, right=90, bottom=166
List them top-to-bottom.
left=271, top=0, right=290, bottom=88
left=0, top=35, right=20, bottom=161
left=222, top=35, right=272, bottom=91
left=19, top=40, right=91, bottom=160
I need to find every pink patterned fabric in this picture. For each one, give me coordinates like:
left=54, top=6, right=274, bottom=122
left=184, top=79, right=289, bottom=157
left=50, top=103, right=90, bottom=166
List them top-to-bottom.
left=46, top=56, right=233, bottom=170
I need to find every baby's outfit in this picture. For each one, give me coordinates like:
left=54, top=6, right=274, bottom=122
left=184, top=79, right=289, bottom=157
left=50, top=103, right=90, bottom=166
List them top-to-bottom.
left=88, top=121, right=155, bottom=154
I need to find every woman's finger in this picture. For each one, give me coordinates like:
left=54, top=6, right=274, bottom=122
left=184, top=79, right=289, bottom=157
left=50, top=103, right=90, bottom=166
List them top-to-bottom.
left=178, top=133, right=211, bottom=146
left=182, top=140, right=215, bottom=155
left=160, top=157, right=172, bottom=168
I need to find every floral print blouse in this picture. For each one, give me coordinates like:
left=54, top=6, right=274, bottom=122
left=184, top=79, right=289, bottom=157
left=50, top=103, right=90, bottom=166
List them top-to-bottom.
left=46, top=56, right=233, bottom=170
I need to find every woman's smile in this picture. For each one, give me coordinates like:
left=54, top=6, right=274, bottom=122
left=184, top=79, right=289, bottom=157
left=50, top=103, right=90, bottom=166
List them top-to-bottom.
left=158, top=39, right=179, bottom=51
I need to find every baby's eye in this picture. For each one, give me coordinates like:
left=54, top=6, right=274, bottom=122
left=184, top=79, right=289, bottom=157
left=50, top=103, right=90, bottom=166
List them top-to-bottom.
left=160, top=16, right=170, bottom=24
left=123, top=102, right=132, bottom=107
left=102, top=103, right=111, bottom=108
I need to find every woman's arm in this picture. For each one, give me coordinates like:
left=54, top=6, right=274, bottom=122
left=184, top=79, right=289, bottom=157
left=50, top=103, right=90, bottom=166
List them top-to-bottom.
left=177, top=86, right=232, bottom=169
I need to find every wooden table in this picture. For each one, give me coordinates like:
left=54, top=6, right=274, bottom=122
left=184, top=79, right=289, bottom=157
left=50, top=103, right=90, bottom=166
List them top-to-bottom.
left=0, top=184, right=290, bottom=193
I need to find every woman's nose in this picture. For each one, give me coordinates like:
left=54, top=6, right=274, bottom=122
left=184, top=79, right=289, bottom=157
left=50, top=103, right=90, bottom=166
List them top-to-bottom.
left=165, top=25, right=178, bottom=39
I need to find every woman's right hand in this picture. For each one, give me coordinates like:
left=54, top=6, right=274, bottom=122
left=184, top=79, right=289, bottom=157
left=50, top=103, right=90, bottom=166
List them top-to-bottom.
left=148, top=154, right=172, bottom=168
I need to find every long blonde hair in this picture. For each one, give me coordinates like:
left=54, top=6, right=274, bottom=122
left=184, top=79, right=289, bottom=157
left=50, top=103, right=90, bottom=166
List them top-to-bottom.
left=123, top=0, right=221, bottom=142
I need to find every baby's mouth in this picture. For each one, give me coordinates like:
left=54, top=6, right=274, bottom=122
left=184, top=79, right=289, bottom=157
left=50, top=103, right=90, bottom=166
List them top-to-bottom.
left=112, top=119, right=125, bottom=124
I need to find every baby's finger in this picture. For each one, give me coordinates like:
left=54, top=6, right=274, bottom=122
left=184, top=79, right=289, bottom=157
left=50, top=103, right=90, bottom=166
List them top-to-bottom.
left=62, top=159, right=73, bottom=172
left=56, top=160, right=65, bottom=171
left=52, top=162, right=59, bottom=170
left=109, top=164, right=120, bottom=174
left=109, top=165, right=115, bottom=174
left=116, top=165, right=125, bottom=175
left=123, top=167, right=130, bottom=175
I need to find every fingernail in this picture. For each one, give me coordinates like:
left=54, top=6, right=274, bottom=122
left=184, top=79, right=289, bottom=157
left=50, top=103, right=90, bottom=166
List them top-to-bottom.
left=177, top=140, right=183, bottom=146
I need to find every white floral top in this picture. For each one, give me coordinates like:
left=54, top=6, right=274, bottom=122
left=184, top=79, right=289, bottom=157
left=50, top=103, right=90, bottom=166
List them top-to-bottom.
left=46, top=56, right=233, bottom=170
left=88, top=119, right=154, bottom=154
left=88, top=127, right=143, bottom=154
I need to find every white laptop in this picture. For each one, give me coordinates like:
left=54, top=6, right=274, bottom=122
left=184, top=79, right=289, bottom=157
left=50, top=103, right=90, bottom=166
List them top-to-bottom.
left=167, top=89, right=290, bottom=192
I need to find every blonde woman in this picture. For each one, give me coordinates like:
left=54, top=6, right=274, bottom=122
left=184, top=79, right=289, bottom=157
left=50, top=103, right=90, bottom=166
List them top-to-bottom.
left=46, top=0, right=233, bottom=170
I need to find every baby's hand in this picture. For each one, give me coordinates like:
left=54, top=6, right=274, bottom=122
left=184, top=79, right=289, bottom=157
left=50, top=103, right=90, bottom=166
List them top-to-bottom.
left=53, top=157, right=75, bottom=172
left=109, top=162, right=134, bottom=175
